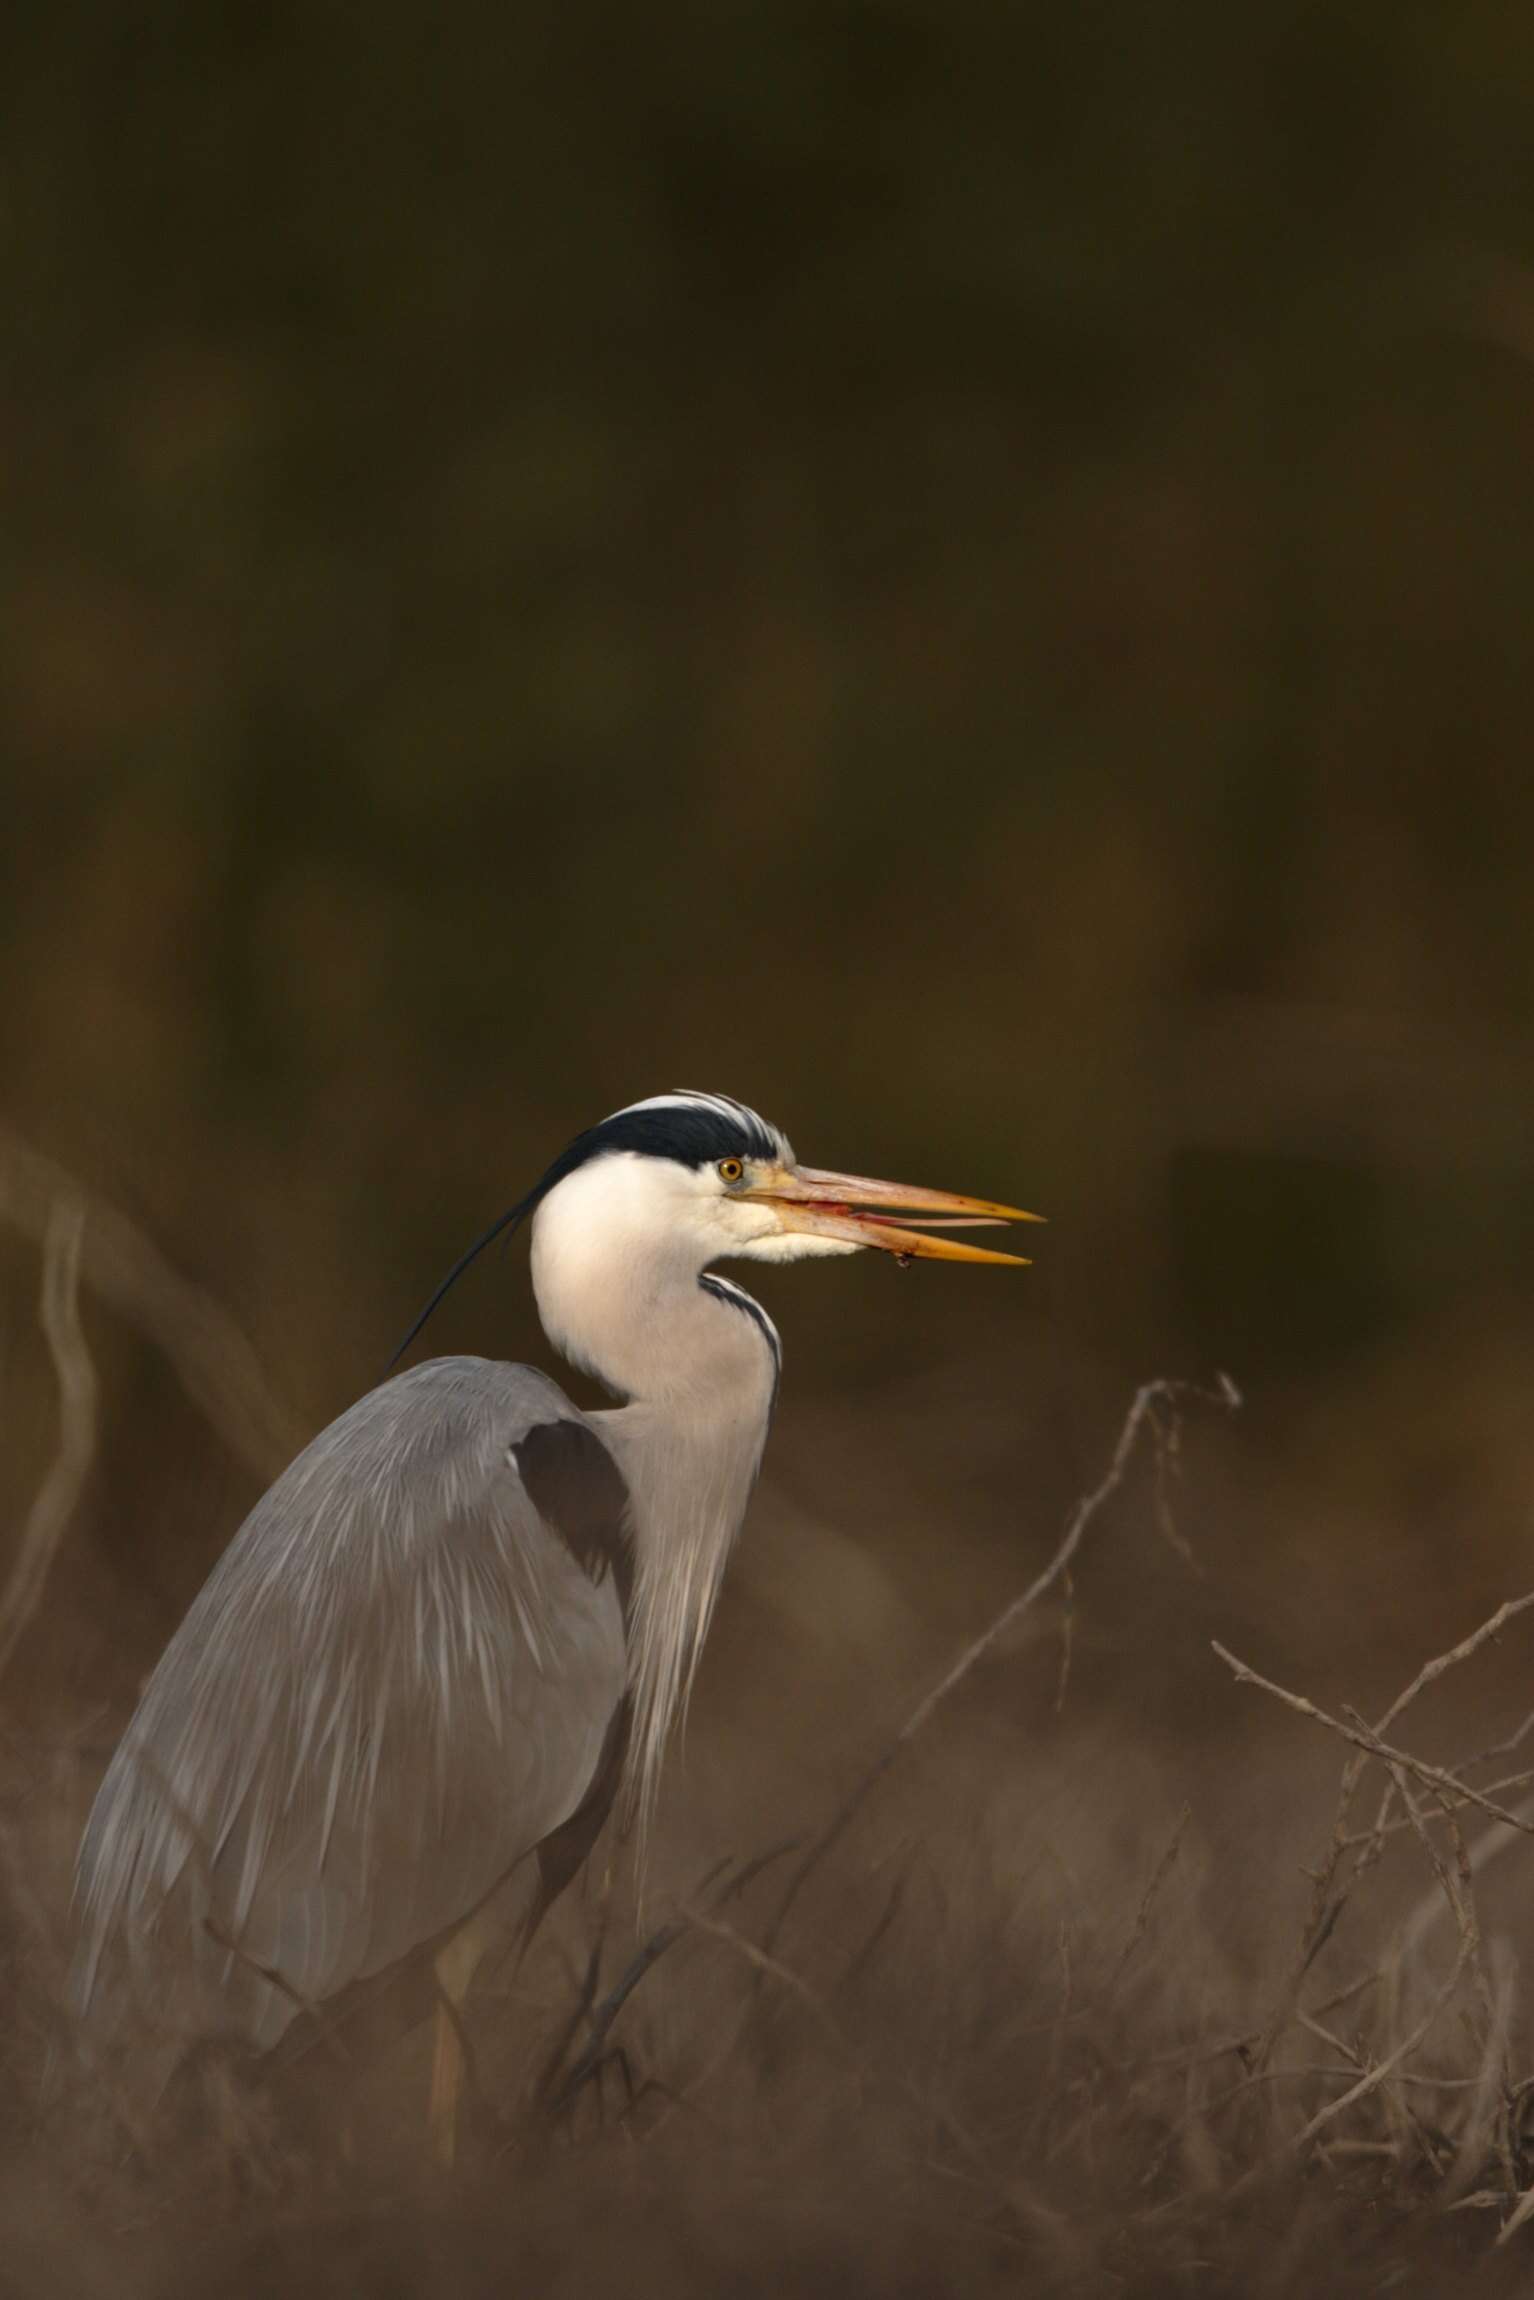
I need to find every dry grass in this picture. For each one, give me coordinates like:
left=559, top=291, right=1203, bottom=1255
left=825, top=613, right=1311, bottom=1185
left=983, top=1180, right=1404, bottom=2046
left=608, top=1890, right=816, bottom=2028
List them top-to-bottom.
left=6, top=1159, right=1534, bottom=2295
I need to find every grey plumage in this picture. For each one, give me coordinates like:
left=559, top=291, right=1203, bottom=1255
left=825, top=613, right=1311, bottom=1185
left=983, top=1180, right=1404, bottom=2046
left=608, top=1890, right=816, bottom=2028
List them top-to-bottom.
left=70, top=1089, right=1032, bottom=2066
left=72, top=1358, right=627, bottom=2049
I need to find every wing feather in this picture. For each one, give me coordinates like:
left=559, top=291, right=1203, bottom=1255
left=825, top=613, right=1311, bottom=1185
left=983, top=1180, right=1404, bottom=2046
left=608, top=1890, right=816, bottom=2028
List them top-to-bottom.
left=73, top=1357, right=628, bottom=2048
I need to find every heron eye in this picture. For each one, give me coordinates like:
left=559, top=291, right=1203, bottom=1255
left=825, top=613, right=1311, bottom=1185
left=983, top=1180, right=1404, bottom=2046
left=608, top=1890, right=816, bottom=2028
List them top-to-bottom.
left=717, top=1157, right=744, bottom=1184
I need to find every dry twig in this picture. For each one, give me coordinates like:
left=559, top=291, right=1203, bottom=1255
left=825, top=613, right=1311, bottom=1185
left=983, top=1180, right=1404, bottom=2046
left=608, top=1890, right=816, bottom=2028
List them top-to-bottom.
left=0, top=1125, right=298, bottom=1477
left=0, top=1201, right=97, bottom=1678
left=766, top=1374, right=1239, bottom=1951
left=1244, top=1590, right=1534, bottom=2074
left=1212, top=1645, right=1534, bottom=1838
left=1106, top=1805, right=1190, bottom=1998
left=1292, top=1936, right=1472, bottom=2152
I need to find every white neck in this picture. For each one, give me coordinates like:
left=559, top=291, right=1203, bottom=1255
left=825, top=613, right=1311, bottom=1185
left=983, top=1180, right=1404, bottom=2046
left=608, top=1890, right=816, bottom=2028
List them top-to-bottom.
left=529, top=1159, right=780, bottom=1823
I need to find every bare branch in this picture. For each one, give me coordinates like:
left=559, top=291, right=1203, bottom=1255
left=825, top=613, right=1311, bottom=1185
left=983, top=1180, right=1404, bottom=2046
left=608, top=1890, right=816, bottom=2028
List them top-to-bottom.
left=0, top=1124, right=299, bottom=1477
left=0, top=1200, right=98, bottom=1678
left=765, top=1374, right=1239, bottom=1950
left=1248, top=1588, right=1534, bottom=2077
left=1373, top=1593, right=1534, bottom=1740
left=1212, top=1645, right=1534, bottom=1837
left=1338, top=1767, right=1534, bottom=1850
left=1106, top=1805, right=1190, bottom=1997
left=543, top=1843, right=799, bottom=2114
left=682, top=1906, right=855, bottom=2060
left=1292, top=1937, right=1472, bottom=2152
left=1496, top=2178, right=1534, bottom=2247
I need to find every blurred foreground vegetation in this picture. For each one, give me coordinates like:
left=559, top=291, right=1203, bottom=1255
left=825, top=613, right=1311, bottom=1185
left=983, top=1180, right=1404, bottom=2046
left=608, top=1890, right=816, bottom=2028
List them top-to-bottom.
left=2, top=0, right=1532, bottom=1801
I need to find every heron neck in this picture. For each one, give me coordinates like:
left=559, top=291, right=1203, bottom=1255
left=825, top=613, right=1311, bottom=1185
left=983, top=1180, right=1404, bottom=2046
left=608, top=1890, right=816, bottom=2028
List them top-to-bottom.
left=586, top=1278, right=778, bottom=1826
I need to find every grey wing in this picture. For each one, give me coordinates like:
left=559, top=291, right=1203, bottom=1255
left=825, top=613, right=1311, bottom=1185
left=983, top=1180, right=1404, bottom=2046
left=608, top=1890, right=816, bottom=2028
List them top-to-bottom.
left=71, top=1356, right=630, bottom=2050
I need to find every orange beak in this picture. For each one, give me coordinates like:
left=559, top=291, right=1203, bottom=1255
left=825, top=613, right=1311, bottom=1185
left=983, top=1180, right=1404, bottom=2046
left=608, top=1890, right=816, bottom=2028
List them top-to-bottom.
left=741, top=1163, right=1043, bottom=1266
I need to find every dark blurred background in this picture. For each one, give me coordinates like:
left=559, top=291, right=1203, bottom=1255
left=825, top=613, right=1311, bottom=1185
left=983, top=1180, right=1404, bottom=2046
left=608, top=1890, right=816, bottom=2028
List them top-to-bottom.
left=3, top=3, right=1534, bottom=1751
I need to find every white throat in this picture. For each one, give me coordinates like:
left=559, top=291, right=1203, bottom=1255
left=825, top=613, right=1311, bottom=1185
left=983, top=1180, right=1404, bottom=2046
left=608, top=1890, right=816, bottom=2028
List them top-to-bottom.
left=529, top=1156, right=781, bottom=1823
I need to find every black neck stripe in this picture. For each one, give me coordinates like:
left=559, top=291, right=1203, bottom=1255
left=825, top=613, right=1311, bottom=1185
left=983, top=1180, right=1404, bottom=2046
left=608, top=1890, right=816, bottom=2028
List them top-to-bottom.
left=699, top=1274, right=782, bottom=1412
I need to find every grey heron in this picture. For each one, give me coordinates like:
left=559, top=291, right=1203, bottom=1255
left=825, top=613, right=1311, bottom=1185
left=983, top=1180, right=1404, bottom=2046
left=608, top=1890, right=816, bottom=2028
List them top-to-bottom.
left=71, top=1089, right=1035, bottom=2129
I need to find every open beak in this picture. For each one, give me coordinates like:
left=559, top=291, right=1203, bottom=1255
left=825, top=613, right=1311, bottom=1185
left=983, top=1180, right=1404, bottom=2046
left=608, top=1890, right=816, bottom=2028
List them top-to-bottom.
left=743, top=1163, right=1043, bottom=1266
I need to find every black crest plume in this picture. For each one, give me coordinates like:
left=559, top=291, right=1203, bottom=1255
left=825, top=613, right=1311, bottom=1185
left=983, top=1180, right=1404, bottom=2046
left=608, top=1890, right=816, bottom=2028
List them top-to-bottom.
left=388, top=1091, right=785, bottom=1368
left=387, top=1196, right=537, bottom=1368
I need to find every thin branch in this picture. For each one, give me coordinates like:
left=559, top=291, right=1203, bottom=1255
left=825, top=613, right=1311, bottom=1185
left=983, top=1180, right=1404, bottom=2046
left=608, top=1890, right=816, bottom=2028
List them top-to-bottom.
left=0, top=1125, right=299, bottom=1477
left=0, top=1201, right=98, bottom=1677
left=765, top=1374, right=1238, bottom=1951
left=1053, top=1564, right=1075, bottom=1714
left=1248, top=1590, right=1534, bottom=2075
left=1373, top=1594, right=1534, bottom=1740
left=1212, top=1646, right=1534, bottom=1837
left=1461, top=1709, right=1534, bottom=1772
left=1337, top=1767, right=1534, bottom=1850
left=1388, top=1768, right=1517, bottom=2201
left=1106, top=1805, right=1190, bottom=1997
left=542, top=1843, right=799, bottom=2114
left=682, top=1907, right=855, bottom=2059
left=542, top=1918, right=690, bottom=2113
left=1292, top=1936, right=1472, bottom=2152
left=1496, top=2178, right=1534, bottom=2247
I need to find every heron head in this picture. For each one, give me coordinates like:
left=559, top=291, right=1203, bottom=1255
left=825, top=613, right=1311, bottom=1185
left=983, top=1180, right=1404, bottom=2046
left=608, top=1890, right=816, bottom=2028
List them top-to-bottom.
left=390, top=1089, right=1039, bottom=1371
left=529, top=1090, right=1041, bottom=1272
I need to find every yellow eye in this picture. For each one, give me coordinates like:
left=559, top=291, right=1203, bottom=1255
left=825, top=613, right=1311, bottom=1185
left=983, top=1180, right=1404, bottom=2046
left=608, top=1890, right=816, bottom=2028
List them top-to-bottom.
left=717, top=1157, right=744, bottom=1184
